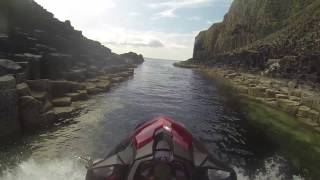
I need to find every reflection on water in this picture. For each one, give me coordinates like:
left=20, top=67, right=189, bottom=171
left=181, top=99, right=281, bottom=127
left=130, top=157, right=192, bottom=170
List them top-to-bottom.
left=0, top=59, right=304, bottom=179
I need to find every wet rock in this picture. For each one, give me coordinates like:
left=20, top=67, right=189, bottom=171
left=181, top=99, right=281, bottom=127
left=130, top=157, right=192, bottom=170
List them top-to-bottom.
left=14, top=53, right=42, bottom=79
left=41, top=53, right=73, bottom=79
left=0, top=59, right=22, bottom=76
left=63, top=68, right=87, bottom=81
left=0, top=75, right=16, bottom=90
left=0, top=76, right=20, bottom=141
left=110, top=77, right=125, bottom=83
left=27, top=79, right=52, bottom=98
left=50, top=80, right=84, bottom=97
left=288, top=80, right=298, bottom=89
left=96, top=81, right=111, bottom=91
left=16, top=83, right=31, bottom=96
left=236, top=86, right=248, bottom=94
left=248, top=86, right=266, bottom=97
left=87, top=87, right=103, bottom=95
left=266, top=89, right=279, bottom=98
left=289, top=89, right=302, bottom=97
left=77, top=90, right=89, bottom=100
left=30, top=91, right=48, bottom=102
left=65, top=92, right=81, bottom=101
left=275, top=94, right=288, bottom=100
left=18, top=96, right=42, bottom=130
left=289, top=96, right=301, bottom=102
left=52, top=97, right=72, bottom=107
left=42, top=99, right=53, bottom=113
left=277, top=99, right=300, bottom=115
left=53, top=106, right=76, bottom=119
left=297, top=106, right=311, bottom=118
left=40, top=110, right=56, bottom=125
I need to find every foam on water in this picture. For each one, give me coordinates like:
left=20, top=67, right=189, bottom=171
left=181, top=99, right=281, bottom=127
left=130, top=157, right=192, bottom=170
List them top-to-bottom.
left=0, top=157, right=304, bottom=180
left=1, top=158, right=86, bottom=180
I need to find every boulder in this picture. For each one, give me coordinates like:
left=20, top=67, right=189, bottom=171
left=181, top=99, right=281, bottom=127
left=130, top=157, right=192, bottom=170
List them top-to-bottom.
left=14, top=53, right=42, bottom=79
left=0, top=59, right=22, bottom=76
left=63, top=68, right=87, bottom=81
left=0, top=75, right=16, bottom=90
left=110, top=77, right=124, bottom=83
left=27, top=79, right=52, bottom=98
left=0, top=80, right=20, bottom=141
left=50, top=80, right=84, bottom=97
left=96, top=81, right=111, bottom=91
left=16, top=83, right=31, bottom=96
left=236, top=86, right=248, bottom=94
left=248, top=86, right=266, bottom=97
left=87, top=87, right=103, bottom=95
left=266, top=89, right=279, bottom=98
left=289, top=89, right=302, bottom=97
left=77, top=90, right=89, bottom=100
left=30, top=91, right=48, bottom=102
left=65, top=92, right=81, bottom=101
left=275, top=94, right=288, bottom=100
left=18, top=96, right=42, bottom=130
left=289, top=96, right=300, bottom=102
left=52, top=97, right=72, bottom=107
left=311, top=98, right=320, bottom=112
left=42, top=99, right=53, bottom=113
left=277, top=99, right=300, bottom=115
left=53, top=106, right=76, bottom=119
left=297, top=106, right=311, bottom=118
left=40, top=110, right=56, bottom=126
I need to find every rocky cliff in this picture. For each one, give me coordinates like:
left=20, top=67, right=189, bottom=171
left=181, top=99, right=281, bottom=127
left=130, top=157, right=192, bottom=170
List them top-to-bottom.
left=0, top=0, right=144, bottom=142
left=192, top=0, right=320, bottom=82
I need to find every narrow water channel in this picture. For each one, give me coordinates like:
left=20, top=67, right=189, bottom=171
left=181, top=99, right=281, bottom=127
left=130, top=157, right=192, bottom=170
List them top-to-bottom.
left=0, top=59, right=303, bottom=180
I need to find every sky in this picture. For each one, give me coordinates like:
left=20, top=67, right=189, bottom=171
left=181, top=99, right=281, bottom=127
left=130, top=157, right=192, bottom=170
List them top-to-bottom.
left=34, top=0, right=233, bottom=60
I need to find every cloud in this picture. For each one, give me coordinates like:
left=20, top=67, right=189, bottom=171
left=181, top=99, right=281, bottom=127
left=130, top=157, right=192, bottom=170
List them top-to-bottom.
left=35, top=0, right=116, bottom=21
left=148, top=0, right=212, bottom=9
left=149, top=0, right=213, bottom=19
left=152, top=8, right=177, bottom=19
left=129, top=12, right=141, bottom=16
left=188, top=16, right=202, bottom=21
left=105, top=39, right=165, bottom=48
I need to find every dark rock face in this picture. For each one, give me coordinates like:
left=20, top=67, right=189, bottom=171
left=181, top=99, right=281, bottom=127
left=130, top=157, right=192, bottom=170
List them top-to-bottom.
left=0, top=0, right=144, bottom=141
left=192, top=0, right=320, bottom=82
left=120, top=52, right=144, bottom=65
left=0, top=75, right=20, bottom=142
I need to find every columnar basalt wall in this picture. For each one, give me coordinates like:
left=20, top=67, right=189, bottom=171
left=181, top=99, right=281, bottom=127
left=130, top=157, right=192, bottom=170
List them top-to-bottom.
left=0, top=0, right=144, bottom=142
left=192, top=0, right=320, bottom=83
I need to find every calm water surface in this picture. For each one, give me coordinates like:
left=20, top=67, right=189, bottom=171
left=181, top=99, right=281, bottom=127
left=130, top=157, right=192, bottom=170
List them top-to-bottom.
left=0, top=59, right=303, bottom=179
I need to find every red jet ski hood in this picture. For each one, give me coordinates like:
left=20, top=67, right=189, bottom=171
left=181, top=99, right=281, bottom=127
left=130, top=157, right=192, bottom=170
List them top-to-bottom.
left=133, top=117, right=193, bottom=150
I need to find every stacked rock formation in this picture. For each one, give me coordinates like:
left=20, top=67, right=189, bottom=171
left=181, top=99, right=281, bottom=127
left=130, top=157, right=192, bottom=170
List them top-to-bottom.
left=0, top=0, right=144, bottom=142
left=190, top=0, right=320, bottom=83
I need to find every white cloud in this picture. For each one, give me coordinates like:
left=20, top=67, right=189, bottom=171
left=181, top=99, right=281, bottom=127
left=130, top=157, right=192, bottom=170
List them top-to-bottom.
left=35, top=0, right=116, bottom=21
left=148, top=0, right=212, bottom=9
left=149, top=0, right=213, bottom=19
left=151, top=8, right=178, bottom=19
left=129, top=12, right=141, bottom=16
left=188, top=16, right=202, bottom=21
left=84, top=26, right=197, bottom=59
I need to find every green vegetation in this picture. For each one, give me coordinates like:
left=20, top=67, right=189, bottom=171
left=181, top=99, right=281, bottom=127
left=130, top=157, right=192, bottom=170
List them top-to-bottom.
left=204, top=71, right=320, bottom=179
left=240, top=98, right=320, bottom=179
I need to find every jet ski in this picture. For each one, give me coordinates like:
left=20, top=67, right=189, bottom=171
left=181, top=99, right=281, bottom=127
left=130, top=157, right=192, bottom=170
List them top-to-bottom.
left=85, top=117, right=237, bottom=180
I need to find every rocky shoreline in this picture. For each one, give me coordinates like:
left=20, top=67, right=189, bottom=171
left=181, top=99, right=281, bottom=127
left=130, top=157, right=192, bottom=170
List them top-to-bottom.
left=0, top=0, right=145, bottom=143
left=0, top=58, right=141, bottom=143
left=176, top=62, right=320, bottom=133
